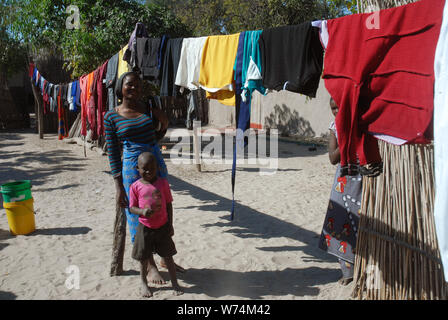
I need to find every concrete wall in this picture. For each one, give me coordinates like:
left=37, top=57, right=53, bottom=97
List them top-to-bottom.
left=208, top=79, right=333, bottom=138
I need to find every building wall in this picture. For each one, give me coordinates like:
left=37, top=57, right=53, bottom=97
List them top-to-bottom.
left=207, top=79, right=333, bottom=137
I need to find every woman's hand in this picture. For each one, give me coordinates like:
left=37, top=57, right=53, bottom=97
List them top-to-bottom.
left=152, top=107, right=169, bottom=131
left=116, top=186, right=128, bottom=208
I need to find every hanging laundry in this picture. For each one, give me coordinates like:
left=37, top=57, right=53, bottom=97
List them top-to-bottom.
left=323, top=0, right=444, bottom=177
left=434, top=0, right=448, bottom=282
left=311, top=20, right=329, bottom=50
left=123, top=22, right=149, bottom=70
left=258, top=22, right=323, bottom=97
left=241, top=30, right=266, bottom=102
left=230, top=31, right=249, bottom=220
left=198, top=33, right=240, bottom=106
left=158, top=35, right=169, bottom=72
left=136, top=37, right=162, bottom=83
left=175, top=37, right=208, bottom=91
left=160, top=38, right=184, bottom=97
left=117, top=44, right=130, bottom=80
left=105, top=53, right=119, bottom=111
left=96, top=60, right=109, bottom=137
left=28, top=62, right=35, bottom=78
left=32, top=67, right=37, bottom=84
left=88, top=68, right=100, bottom=141
left=35, top=70, right=40, bottom=86
left=79, top=73, right=91, bottom=136
left=39, top=76, right=45, bottom=94
left=75, top=79, right=81, bottom=109
left=42, top=80, right=49, bottom=114
left=69, top=81, right=77, bottom=112
left=66, top=82, right=72, bottom=110
left=47, top=83, right=54, bottom=112
left=58, top=83, right=69, bottom=140
left=61, top=84, right=67, bottom=109
left=51, top=85, right=59, bottom=113
left=185, top=90, right=199, bottom=130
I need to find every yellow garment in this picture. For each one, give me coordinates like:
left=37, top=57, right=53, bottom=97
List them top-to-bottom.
left=199, top=33, right=240, bottom=106
left=117, top=44, right=130, bottom=79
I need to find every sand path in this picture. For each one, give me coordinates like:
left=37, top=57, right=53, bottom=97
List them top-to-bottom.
left=0, top=129, right=353, bottom=300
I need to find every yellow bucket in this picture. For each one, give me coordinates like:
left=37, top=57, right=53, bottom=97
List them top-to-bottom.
left=3, top=198, right=36, bottom=235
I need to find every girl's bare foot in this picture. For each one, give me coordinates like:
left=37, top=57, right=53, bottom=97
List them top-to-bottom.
left=160, top=260, right=186, bottom=273
left=148, top=265, right=166, bottom=285
left=141, top=283, right=153, bottom=298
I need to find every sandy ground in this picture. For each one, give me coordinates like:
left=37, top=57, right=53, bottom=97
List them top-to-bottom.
left=0, top=128, right=354, bottom=300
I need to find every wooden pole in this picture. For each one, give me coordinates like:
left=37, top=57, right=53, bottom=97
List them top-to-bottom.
left=30, top=80, right=44, bottom=139
left=193, top=120, right=202, bottom=172
left=110, top=205, right=127, bottom=276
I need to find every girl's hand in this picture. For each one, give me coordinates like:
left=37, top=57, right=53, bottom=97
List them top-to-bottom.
left=143, top=208, right=154, bottom=217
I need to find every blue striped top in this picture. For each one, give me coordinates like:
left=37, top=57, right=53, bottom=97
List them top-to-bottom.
left=104, top=110, right=156, bottom=177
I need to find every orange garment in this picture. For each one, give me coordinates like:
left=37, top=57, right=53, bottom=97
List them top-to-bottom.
left=80, top=72, right=94, bottom=136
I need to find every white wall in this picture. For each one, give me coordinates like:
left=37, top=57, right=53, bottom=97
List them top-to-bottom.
left=207, top=79, right=333, bottom=138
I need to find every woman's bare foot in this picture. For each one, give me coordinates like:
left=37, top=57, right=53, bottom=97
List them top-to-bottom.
left=148, top=265, right=166, bottom=285
left=338, top=277, right=353, bottom=286
left=141, top=282, right=153, bottom=298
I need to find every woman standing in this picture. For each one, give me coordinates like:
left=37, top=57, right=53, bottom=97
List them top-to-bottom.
left=105, top=71, right=183, bottom=279
left=318, top=98, right=362, bottom=285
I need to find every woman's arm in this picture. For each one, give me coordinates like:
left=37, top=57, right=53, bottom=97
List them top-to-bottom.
left=105, top=113, right=128, bottom=207
left=328, top=130, right=340, bottom=165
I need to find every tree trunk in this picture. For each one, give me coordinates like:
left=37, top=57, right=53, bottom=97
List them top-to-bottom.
left=110, top=205, right=127, bottom=276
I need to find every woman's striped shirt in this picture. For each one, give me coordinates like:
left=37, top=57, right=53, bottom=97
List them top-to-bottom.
left=104, top=110, right=156, bottom=177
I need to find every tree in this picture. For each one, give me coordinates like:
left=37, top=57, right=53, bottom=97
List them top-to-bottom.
left=8, top=0, right=191, bottom=77
left=157, top=0, right=349, bottom=36
left=0, top=1, right=27, bottom=78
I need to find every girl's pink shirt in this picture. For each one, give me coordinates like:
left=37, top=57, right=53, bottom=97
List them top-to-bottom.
left=129, top=178, right=173, bottom=229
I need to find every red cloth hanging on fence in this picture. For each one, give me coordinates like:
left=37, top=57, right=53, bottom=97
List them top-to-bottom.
left=322, top=0, right=444, bottom=173
left=58, top=85, right=68, bottom=140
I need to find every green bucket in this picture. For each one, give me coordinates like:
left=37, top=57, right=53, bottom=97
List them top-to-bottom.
left=0, top=180, right=32, bottom=203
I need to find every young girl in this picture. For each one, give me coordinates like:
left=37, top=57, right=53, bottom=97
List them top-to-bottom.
left=318, top=98, right=362, bottom=285
left=129, top=152, right=183, bottom=297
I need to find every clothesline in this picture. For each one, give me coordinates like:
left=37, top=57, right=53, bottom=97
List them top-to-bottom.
left=28, top=19, right=327, bottom=134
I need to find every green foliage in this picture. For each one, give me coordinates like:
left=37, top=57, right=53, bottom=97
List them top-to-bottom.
left=0, top=0, right=28, bottom=76
left=5, top=0, right=351, bottom=78
left=8, top=0, right=191, bottom=77
left=161, top=0, right=349, bottom=36
left=327, top=0, right=359, bottom=14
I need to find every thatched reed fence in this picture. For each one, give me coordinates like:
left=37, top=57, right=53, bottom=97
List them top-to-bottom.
left=353, top=142, right=447, bottom=299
